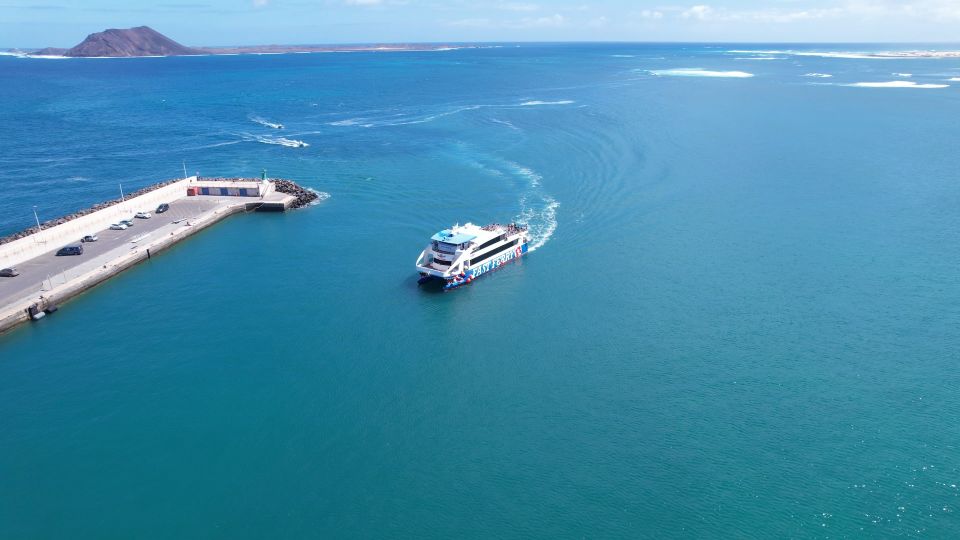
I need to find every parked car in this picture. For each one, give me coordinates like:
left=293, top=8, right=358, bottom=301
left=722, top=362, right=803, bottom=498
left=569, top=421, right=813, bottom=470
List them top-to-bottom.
left=156, top=203, right=170, bottom=214
left=135, top=212, right=152, bottom=219
left=120, top=219, right=134, bottom=227
left=110, top=223, right=128, bottom=230
left=81, top=234, right=99, bottom=242
left=56, top=245, right=83, bottom=256
left=0, top=268, right=19, bottom=277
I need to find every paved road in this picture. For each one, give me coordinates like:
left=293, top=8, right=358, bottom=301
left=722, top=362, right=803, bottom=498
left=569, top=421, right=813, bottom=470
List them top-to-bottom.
left=0, top=198, right=227, bottom=308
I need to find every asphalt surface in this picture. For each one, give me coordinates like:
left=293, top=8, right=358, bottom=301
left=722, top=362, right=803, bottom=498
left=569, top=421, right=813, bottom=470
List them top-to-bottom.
left=0, top=198, right=224, bottom=308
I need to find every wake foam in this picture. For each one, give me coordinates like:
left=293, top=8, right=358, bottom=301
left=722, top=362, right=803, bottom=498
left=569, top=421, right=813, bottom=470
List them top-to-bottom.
left=650, top=68, right=754, bottom=78
left=804, top=73, right=833, bottom=78
left=848, top=81, right=948, bottom=89
left=326, top=100, right=574, bottom=129
left=519, top=100, right=575, bottom=106
left=250, top=115, right=284, bottom=129
left=491, top=118, right=520, bottom=131
left=245, top=133, right=309, bottom=147
left=507, top=162, right=558, bottom=252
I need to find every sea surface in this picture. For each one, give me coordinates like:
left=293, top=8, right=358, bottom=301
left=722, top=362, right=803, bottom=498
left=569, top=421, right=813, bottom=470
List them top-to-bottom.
left=2, top=43, right=960, bottom=538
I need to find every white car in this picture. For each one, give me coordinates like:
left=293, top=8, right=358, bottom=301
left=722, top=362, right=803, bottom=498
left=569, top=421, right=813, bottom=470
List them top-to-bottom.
left=135, top=212, right=152, bottom=219
left=110, top=223, right=128, bottom=230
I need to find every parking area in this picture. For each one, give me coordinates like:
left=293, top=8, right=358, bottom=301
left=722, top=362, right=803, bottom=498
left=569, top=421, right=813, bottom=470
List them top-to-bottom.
left=0, top=198, right=228, bottom=307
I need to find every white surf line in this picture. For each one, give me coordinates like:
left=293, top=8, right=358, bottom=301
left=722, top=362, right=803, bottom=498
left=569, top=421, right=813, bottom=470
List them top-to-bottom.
left=649, top=68, right=754, bottom=78
left=847, top=80, right=949, bottom=89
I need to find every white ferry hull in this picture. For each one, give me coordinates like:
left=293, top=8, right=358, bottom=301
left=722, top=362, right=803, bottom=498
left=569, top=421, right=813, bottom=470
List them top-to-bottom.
left=416, top=224, right=529, bottom=289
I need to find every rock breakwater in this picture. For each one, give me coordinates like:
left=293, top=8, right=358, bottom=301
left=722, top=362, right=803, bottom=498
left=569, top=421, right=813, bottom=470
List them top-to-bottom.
left=272, top=179, right=319, bottom=209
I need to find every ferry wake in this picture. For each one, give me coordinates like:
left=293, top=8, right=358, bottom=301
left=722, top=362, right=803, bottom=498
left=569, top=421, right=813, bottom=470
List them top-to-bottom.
left=416, top=222, right=529, bottom=289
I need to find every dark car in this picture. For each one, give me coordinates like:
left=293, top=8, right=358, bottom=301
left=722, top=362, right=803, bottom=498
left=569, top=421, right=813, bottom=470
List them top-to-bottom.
left=156, top=203, right=170, bottom=213
left=56, top=245, right=83, bottom=256
left=0, top=268, right=19, bottom=277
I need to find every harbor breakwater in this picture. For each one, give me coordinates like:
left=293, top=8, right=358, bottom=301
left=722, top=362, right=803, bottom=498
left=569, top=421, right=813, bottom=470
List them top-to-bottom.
left=0, top=176, right=318, bottom=335
left=0, top=177, right=315, bottom=245
left=273, top=179, right=319, bottom=208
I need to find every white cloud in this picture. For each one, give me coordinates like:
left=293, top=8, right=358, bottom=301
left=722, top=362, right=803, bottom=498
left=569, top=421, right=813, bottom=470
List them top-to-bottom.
left=675, top=1, right=960, bottom=25
left=498, top=2, right=539, bottom=12
left=681, top=5, right=713, bottom=20
left=639, top=9, right=664, bottom=19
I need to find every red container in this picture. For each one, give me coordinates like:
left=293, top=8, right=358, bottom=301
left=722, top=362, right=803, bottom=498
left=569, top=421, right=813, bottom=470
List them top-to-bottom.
left=187, top=187, right=197, bottom=196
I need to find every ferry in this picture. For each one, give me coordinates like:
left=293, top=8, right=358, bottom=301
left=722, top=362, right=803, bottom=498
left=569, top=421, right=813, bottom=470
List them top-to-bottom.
left=416, top=222, right=529, bottom=289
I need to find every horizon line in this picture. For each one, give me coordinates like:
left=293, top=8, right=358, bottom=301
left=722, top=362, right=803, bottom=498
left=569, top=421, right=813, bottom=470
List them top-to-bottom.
left=6, top=39, right=960, bottom=51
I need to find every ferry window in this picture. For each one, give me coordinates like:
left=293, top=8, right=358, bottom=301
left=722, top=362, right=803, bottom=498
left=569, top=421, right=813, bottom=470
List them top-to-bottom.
left=475, top=237, right=503, bottom=252
left=470, top=239, right=518, bottom=265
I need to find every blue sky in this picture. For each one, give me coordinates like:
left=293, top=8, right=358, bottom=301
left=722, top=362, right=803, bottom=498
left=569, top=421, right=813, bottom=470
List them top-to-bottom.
left=2, top=1, right=959, bottom=47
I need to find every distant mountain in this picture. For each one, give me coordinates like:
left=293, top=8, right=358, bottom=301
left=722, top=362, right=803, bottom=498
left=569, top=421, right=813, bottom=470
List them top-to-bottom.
left=61, top=26, right=201, bottom=57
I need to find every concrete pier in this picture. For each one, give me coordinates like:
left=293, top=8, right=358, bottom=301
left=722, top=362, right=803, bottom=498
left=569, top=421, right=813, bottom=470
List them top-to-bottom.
left=0, top=176, right=311, bottom=335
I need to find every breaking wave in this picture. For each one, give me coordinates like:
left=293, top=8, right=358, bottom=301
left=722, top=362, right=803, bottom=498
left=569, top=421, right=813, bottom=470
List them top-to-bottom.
left=729, top=49, right=887, bottom=60
left=650, top=68, right=754, bottom=78
left=847, top=81, right=949, bottom=89
left=307, top=188, right=331, bottom=205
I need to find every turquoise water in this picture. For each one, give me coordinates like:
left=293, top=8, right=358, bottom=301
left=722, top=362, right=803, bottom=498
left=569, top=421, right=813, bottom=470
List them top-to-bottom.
left=2, top=44, right=960, bottom=537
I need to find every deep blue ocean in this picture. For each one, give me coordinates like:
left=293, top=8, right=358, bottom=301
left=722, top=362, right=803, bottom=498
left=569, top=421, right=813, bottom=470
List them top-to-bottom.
left=2, top=43, right=960, bottom=538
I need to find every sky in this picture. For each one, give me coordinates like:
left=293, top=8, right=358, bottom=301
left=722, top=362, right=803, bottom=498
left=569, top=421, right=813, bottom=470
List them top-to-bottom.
left=2, top=0, right=960, bottom=48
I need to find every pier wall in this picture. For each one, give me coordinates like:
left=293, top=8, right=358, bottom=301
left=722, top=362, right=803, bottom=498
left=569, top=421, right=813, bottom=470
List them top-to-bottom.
left=0, top=177, right=196, bottom=269
left=0, top=201, right=246, bottom=335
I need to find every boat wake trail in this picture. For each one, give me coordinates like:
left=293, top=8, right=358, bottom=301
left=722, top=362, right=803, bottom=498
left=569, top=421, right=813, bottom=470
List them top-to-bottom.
left=325, top=99, right=576, bottom=129
left=250, top=115, right=284, bottom=129
left=243, top=133, right=309, bottom=148
left=508, top=162, right=558, bottom=252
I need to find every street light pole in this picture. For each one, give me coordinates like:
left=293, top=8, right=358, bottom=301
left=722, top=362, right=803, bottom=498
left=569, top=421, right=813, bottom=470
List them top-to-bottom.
left=119, top=183, right=125, bottom=202
left=33, top=205, right=41, bottom=232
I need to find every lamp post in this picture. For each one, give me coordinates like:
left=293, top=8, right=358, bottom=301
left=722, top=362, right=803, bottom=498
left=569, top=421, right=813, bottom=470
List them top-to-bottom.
left=119, top=183, right=125, bottom=202
left=33, top=205, right=41, bottom=233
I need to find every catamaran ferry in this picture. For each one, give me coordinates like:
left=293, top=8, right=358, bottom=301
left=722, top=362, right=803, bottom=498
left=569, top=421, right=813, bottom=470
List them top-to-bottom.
left=416, top=222, right=529, bottom=289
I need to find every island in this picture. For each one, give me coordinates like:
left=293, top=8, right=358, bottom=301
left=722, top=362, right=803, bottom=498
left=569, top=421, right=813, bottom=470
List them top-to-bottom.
left=17, top=26, right=471, bottom=58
